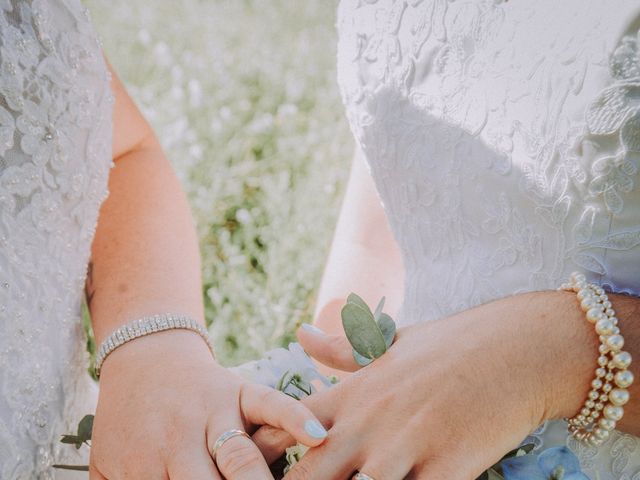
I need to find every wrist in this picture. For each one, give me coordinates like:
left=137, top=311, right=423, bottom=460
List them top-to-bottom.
left=531, top=290, right=601, bottom=421
left=98, top=328, right=217, bottom=382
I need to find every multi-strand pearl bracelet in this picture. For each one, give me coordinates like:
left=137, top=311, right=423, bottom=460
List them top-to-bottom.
left=560, top=272, right=634, bottom=446
left=95, top=313, right=216, bottom=377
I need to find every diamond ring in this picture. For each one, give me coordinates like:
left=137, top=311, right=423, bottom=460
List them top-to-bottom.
left=210, top=428, right=250, bottom=461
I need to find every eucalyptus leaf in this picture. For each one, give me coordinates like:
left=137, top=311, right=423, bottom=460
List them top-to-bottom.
left=346, top=293, right=373, bottom=317
left=373, top=296, right=386, bottom=321
left=341, top=302, right=386, bottom=359
left=377, top=312, right=396, bottom=348
left=352, top=349, right=374, bottom=367
left=77, top=415, right=94, bottom=443
left=60, top=435, right=82, bottom=449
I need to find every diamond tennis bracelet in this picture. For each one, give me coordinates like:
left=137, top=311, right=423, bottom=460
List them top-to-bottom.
left=94, top=313, right=216, bottom=377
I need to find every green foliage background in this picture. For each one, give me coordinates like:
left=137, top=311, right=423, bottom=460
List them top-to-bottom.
left=85, top=0, right=353, bottom=366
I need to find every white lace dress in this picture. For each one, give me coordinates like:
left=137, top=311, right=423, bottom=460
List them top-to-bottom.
left=337, top=0, right=640, bottom=478
left=0, top=1, right=112, bottom=478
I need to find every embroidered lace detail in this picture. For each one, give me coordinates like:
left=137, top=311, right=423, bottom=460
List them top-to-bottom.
left=337, top=0, right=640, bottom=477
left=0, top=1, right=112, bottom=477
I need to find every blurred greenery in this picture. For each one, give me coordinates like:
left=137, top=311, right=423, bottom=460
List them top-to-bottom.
left=84, top=0, right=353, bottom=366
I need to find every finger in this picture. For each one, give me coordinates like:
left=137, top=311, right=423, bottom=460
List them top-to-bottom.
left=297, top=324, right=360, bottom=372
left=241, top=383, right=329, bottom=447
left=252, top=388, right=336, bottom=464
left=252, top=425, right=297, bottom=465
left=283, top=428, right=358, bottom=480
left=211, top=431, right=274, bottom=480
left=168, top=443, right=222, bottom=480
left=357, top=452, right=414, bottom=480
left=89, top=464, right=107, bottom=480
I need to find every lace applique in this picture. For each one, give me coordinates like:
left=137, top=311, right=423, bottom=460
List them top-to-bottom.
left=0, top=0, right=112, bottom=477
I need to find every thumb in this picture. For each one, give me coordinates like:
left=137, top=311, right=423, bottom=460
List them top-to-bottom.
left=297, top=324, right=360, bottom=372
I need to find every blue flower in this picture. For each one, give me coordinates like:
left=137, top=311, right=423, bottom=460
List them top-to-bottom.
left=502, top=446, right=589, bottom=480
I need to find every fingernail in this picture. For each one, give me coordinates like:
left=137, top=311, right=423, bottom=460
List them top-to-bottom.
left=301, top=324, right=325, bottom=335
left=304, top=419, right=328, bottom=439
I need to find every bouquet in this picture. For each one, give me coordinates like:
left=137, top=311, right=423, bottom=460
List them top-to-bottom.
left=55, top=294, right=589, bottom=479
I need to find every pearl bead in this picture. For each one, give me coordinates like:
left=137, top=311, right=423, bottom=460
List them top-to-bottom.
left=572, top=272, right=586, bottom=283
left=577, top=288, right=591, bottom=301
left=581, top=296, right=597, bottom=312
left=602, top=300, right=612, bottom=309
left=587, top=308, right=606, bottom=323
left=607, top=310, right=617, bottom=318
left=596, top=319, right=615, bottom=336
left=612, top=326, right=621, bottom=335
left=606, top=335, right=625, bottom=352
left=599, top=344, right=610, bottom=355
left=613, top=351, right=632, bottom=369
left=598, top=355, right=609, bottom=366
left=596, top=368, right=607, bottom=378
left=615, top=370, right=634, bottom=388
left=606, top=372, right=615, bottom=382
left=592, top=378, right=603, bottom=389
left=603, top=383, right=612, bottom=393
left=609, top=389, right=630, bottom=406
left=589, top=390, right=599, bottom=400
left=586, top=400, right=595, bottom=409
left=595, top=402, right=604, bottom=411
left=604, top=405, right=624, bottom=421
left=581, top=407, right=591, bottom=416
left=592, top=410, right=601, bottom=419
left=577, top=414, right=586, bottom=423
left=599, top=418, right=617, bottom=430
left=594, top=427, right=610, bottom=441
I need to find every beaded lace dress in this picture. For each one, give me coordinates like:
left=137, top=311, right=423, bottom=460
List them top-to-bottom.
left=336, top=0, right=640, bottom=478
left=0, top=1, right=112, bottom=478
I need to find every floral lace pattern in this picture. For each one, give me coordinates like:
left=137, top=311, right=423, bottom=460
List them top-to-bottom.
left=337, top=0, right=640, bottom=478
left=0, top=1, right=112, bottom=478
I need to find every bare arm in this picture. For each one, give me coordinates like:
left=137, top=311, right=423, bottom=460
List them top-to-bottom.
left=88, top=63, right=203, bottom=345
left=88, top=64, right=327, bottom=480
left=313, top=147, right=404, bottom=334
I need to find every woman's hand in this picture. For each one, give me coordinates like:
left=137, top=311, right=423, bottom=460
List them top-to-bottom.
left=254, top=291, right=598, bottom=479
left=89, top=330, right=328, bottom=479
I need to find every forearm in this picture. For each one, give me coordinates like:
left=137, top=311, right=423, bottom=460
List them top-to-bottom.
left=87, top=138, right=203, bottom=345
left=314, top=149, right=403, bottom=335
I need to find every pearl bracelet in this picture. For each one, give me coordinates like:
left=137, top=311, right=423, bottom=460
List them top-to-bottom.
left=560, top=272, right=634, bottom=446
left=94, top=313, right=216, bottom=378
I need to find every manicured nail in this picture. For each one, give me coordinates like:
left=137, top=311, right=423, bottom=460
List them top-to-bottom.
left=301, top=324, right=325, bottom=335
left=304, top=419, right=328, bottom=439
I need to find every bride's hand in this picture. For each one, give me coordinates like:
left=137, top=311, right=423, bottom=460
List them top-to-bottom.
left=254, top=291, right=596, bottom=479
left=89, top=330, right=328, bottom=479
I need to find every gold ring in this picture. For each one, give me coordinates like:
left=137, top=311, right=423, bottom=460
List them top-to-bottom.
left=210, top=429, right=250, bottom=461
left=353, top=473, right=377, bottom=480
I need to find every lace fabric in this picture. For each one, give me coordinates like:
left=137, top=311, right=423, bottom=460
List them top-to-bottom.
left=0, top=0, right=112, bottom=478
left=337, top=0, right=640, bottom=478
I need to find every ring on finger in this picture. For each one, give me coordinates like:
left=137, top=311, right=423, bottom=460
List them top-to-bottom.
left=210, top=428, right=251, bottom=461
left=353, top=473, right=377, bottom=480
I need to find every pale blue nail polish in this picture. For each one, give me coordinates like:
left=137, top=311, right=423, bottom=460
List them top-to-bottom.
left=301, top=324, right=325, bottom=335
left=304, top=419, right=328, bottom=439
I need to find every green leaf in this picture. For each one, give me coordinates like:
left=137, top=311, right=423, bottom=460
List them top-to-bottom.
left=346, top=293, right=373, bottom=317
left=373, top=296, right=386, bottom=321
left=341, top=302, right=386, bottom=359
left=377, top=313, right=396, bottom=348
left=352, top=349, right=374, bottom=367
left=77, top=415, right=94, bottom=443
left=60, top=435, right=82, bottom=449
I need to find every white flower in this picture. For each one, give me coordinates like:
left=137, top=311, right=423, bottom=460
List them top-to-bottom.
left=232, top=342, right=332, bottom=398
